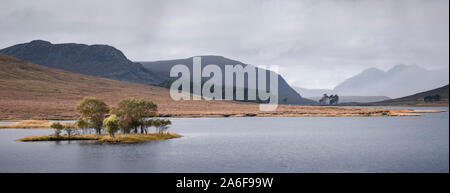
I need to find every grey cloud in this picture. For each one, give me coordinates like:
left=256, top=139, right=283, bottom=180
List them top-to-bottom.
left=0, top=0, right=448, bottom=89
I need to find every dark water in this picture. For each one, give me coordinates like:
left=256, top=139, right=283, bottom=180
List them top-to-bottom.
left=0, top=107, right=448, bottom=173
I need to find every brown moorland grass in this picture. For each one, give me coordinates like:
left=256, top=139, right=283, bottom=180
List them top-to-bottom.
left=0, top=54, right=445, bottom=120
left=0, top=120, right=51, bottom=128
left=18, top=132, right=182, bottom=143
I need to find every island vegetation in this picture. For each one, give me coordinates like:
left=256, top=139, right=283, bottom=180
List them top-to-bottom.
left=319, top=94, right=340, bottom=105
left=424, top=94, right=441, bottom=103
left=18, top=97, right=182, bottom=143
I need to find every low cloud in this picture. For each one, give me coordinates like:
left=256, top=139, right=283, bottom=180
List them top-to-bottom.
left=1, top=0, right=448, bottom=89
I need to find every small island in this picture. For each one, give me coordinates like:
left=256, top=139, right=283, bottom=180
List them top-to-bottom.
left=17, top=97, right=182, bottom=144
left=19, top=132, right=182, bottom=143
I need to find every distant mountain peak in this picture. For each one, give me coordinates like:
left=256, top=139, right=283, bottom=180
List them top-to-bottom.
left=25, top=40, right=120, bottom=52
left=29, top=40, right=52, bottom=45
left=193, top=55, right=225, bottom=58
left=333, top=64, right=448, bottom=98
left=361, top=67, right=384, bottom=74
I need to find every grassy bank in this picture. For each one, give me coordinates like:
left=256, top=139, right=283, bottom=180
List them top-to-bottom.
left=1, top=108, right=448, bottom=129
left=0, top=120, right=51, bottom=128
left=18, top=132, right=182, bottom=143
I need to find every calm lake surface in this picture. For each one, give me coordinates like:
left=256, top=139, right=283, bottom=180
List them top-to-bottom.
left=0, top=107, right=448, bottom=173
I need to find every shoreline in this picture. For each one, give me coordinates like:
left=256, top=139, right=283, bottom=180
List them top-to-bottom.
left=0, top=107, right=447, bottom=128
left=158, top=109, right=447, bottom=118
left=18, top=132, right=182, bottom=144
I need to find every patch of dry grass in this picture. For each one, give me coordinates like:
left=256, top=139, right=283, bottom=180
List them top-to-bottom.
left=0, top=54, right=446, bottom=120
left=0, top=120, right=51, bottom=128
left=18, top=132, right=182, bottom=143
left=98, top=132, right=182, bottom=143
left=19, top=134, right=101, bottom=141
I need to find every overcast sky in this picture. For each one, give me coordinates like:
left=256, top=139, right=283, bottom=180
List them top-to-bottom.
left=1, top=0, right=448, bottom=89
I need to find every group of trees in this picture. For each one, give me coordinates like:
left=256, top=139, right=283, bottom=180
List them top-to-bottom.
left=319, top=94, right=339, bottom=105
left=424, top=94, right=441, bottom=103
left=51, top=97, right=172, bottom=138
left=50, top=122, right=77, bottom=138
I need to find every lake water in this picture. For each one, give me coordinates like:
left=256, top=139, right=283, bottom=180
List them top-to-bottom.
left=0, top=107, right=448, bottom=173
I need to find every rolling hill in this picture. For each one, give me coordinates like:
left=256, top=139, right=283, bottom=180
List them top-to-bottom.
left=0, top=40, right=161, bottom=85
left=0, top=40, right=316, bottom=105
left=0, top=53, right=248, bottom=119
left=2, top=53, right=401, bottom=120
left=140, top=55, right=317, bottom=105
left=367, top=85, right=449, bottom=106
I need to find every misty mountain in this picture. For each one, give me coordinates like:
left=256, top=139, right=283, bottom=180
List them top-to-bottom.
left=0, top=40, right=161, bottom=85
left=140, top=56, right=317, bottom=105
left=294, top=64, right=448, bottom=99
left=334, top=64, right=449, bottom=98
left=293, top=87, right=334, bottom=98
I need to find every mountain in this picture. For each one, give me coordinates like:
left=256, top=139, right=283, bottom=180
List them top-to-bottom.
left=0, top=40, right=161, bottom=85
left=0, top=40, right=315, bottom=105
left=0, top=53, right=266, bottom=119
left=1, top=54, right=370, bottom=120
left=140, top=55, right=317, bottom=105
left=294, top=64, right=448, bottom=100
left=334, top=64, right=449, bottom=98
left=367, top=85, right=449, bottom=106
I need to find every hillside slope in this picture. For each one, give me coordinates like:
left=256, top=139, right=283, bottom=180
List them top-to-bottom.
left=0, top=40, right=161, bottom=85
left=0, top=41, right=315, bottom=105
left=0, top=53, right=244, bottom=119
left=1, top=54, right=410, bottom=120
left=140, top=55, right=317, bottom=105
left=368, top=85, right=449, bottom=106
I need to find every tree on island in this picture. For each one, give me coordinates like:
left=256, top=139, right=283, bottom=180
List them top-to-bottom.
left=319, top=94, right=339, bottom=105
left=319, top=94, right=329, bottom=105
left=329, top=94, right=339, bottom=105
left=424, top=94, right=441, bottom=103
left=434, top=94, right=441, bottom=101
left=19, top=97, right=177, bottom=143
left=76, top=97, right=110, bottom=134
left=111, top=98, right=157, bottom=134
left=103, top=114, right=120, bottom=137
left=143, top=118, right=157, bottom=134
left=75, top=119, right=89, bottom=134
left=152, top=119, right=172, bottom=134
left=159, top=119, right=172, bottom=134
left=50, top=122, right=77, bottom=137
left=51, top=122, right=63, bottom=136
left=62, top=123, right=77, bottom=138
